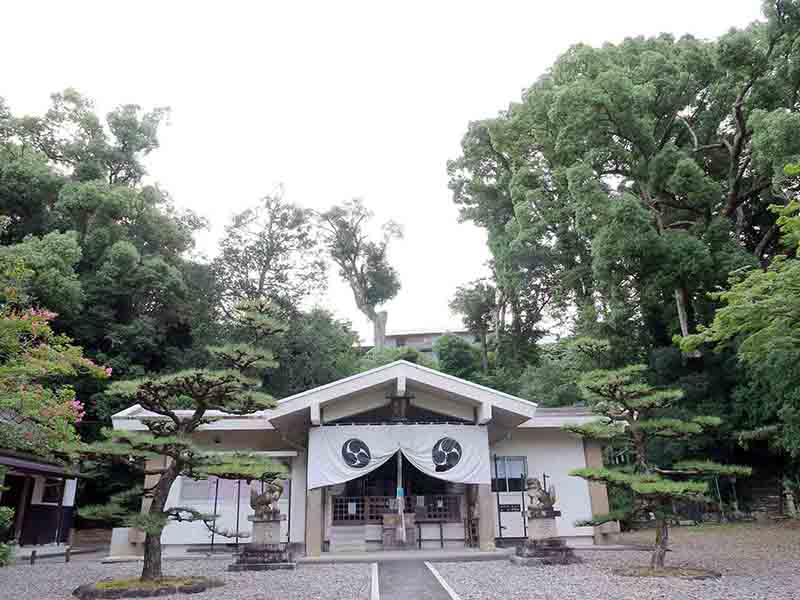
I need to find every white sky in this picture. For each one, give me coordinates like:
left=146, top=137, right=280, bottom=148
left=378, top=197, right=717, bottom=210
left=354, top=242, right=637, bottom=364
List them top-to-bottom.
left=1, top=1, right=763, bottom=344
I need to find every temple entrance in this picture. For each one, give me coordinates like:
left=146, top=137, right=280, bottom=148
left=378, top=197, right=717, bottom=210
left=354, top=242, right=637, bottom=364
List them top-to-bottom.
left=328, top=452, right=471, bottom=551
left=342, top=452, right=449, bottom=497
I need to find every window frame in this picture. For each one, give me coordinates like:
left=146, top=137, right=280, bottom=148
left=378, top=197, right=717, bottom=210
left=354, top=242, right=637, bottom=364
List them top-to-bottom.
left=491, top=455, right=528, bottom=493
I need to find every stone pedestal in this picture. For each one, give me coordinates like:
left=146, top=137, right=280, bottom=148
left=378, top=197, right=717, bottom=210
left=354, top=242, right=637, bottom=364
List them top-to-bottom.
left=510, top=508, right=581, bottom=567
left=228, top=511, right=296, bottom=571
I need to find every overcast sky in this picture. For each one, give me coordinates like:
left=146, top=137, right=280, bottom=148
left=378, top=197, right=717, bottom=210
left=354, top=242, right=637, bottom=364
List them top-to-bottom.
left=2, top=1, right=763, bottom=343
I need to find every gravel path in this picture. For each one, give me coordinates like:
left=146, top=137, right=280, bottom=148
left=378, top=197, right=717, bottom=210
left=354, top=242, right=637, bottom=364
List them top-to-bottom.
left=436, top=523, right=800, bottom=600
left=1, top=558, right=371, bottom=600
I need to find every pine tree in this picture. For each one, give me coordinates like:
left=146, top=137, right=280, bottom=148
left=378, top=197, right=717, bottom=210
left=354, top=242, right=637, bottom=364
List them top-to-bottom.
left=78, top=299, right=286, bottom=581
left=567, top=364, right=751, bottom=569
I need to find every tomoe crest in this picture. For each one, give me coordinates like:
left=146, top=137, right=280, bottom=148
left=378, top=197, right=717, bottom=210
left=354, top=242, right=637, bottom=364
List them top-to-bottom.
left=432, top=437, right=462, bottom=472
left=341, top=438, right=371, bottom=468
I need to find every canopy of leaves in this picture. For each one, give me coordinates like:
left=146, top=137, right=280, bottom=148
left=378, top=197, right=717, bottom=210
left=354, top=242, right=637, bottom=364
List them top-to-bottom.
left=213, top=190, right=326, bottom=315
left=318, top=199, right=402, bottom=321
left=265, top=308, right=359, bottom=398
left=433, top=334, right=483, bottom=380
left=357, top=346, right=437, bottom=372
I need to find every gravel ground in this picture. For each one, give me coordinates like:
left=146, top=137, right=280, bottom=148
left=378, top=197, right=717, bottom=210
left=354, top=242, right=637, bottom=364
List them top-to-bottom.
left=436, top=522, right=800, bottom=600
left=0, top=558, right=371, bottom=600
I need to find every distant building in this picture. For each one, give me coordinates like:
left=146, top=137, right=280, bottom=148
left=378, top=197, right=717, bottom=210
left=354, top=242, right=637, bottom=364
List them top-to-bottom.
left=384, top=328, right=477, bottom=356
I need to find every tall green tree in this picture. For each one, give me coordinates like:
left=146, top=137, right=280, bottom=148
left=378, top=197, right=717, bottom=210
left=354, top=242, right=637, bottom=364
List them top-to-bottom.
left=449, top=2, right=800, bottom=354
left=1, top=90, right=212, bottom=378
left=214, top=189, right=326, bottom=315
left=318, top=199, right=402, bottom=348
left=568, top=364, right=750, bottom=569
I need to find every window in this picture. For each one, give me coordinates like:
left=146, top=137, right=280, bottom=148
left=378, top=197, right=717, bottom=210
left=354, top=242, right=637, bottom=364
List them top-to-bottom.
left=491, top=456, right=527, bottom=493
left=180, top=477, right=213, bottom=502
left=41, top=478, right=65, bottom=503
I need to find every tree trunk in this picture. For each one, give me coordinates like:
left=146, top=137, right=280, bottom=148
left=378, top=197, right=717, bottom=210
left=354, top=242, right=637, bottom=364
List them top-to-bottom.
left=674, top=287, right=690, bottom=338
left=373, top=310, right=388, bottom=349
left=479, top=331, right=489, bottom=373
left=139, top=465, right=178, bottom=581
left=650, top=516, right=669, bottom=569
left=141, top=532, right=163, bottom=580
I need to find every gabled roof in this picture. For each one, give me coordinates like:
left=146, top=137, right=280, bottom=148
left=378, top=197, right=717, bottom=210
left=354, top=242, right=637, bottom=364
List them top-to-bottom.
left=267, top=360, right=538, bottom=422
left=112, top=361, right=538, bottom=431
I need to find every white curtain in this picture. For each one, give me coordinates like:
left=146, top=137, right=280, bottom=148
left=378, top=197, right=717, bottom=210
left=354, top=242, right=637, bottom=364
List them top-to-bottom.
left=307, top=424, right=491, bottom=490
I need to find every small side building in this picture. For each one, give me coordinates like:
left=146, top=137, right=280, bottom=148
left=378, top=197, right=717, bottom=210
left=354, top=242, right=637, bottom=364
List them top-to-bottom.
left=0, top=445, right=78, bottom=547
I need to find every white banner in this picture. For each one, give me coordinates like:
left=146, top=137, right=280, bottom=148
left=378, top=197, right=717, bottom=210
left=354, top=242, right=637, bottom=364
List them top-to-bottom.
left=307, top=424, right=491, bottom=489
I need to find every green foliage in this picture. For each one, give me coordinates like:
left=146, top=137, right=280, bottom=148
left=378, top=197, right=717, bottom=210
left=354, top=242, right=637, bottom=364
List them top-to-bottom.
left=448, top=7, right=800, bottom=462
left=213, top=190, right=326, bottom=313
left=679, top=195, right=800, bottom=456
left=318, top=199, right=402, bottom=345
left=0, top=232, right=83, bottom=318
left=449, top=280, right=495, bottom=371
left=0, top=289, right=109, bottom=458
left=78, top=299, right=285, bottom=580
left=265, top=308, right=359, bottom=398
left=433, top=334, right=482, bottom=380
left=518, top=337, right=609, bottom=405
left=357, top=346, right=437, bottom=372
left=569, top=361, right=750, bottom=565
left=0, top=467, right=11, bottom=567
left=0, top=541, right=11, bottom=567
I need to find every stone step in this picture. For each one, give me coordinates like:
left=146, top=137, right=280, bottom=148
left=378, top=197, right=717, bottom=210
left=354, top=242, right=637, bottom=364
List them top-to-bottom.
left=329, top=525, right=367, bottom=553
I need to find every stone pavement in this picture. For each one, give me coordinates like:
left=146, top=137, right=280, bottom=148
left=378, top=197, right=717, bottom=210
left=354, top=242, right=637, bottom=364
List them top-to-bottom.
left=377, top=561, right=452, bottom=600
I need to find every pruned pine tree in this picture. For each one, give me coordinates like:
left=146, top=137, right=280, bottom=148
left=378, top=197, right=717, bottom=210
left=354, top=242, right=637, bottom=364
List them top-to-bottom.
left=79, top=300, right=286, bottom=582
left=566, top=364, right=751, bottom=569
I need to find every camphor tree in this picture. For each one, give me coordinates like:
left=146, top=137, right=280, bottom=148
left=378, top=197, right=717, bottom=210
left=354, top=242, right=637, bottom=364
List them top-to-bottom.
left=318, top=199, right=402, bottom=348
left=78, top=299, right=286, bottom=582
left=567, top=361, right=751, bottom=570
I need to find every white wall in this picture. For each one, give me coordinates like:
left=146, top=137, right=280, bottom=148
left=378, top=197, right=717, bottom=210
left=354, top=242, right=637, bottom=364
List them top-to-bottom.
left=491, top=428, right=594, bottom=538
left=289, top=451, right=307, bottom=544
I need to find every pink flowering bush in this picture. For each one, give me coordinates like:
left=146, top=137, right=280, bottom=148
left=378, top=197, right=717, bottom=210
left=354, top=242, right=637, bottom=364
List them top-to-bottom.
left=0, top=304, right=109, bottom=458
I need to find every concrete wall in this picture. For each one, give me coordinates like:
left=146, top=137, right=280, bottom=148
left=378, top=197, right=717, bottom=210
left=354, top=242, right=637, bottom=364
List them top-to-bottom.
left=491, top=428, right=595, bottom=539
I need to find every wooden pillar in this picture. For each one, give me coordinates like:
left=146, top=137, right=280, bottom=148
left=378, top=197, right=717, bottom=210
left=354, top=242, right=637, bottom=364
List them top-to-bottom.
left=14, top=476, right=32, bottom=542
left=477, top=483, right=496, bottom=551
left=305, top=486, right=324, bottom=557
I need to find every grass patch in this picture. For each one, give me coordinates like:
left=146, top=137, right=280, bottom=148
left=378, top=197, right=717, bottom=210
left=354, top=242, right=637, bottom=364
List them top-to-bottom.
left=613, top=566, right=721, bottom=579
left=74, top=576, right=224, bottom=599
left=95, top=577, right=201, bottom=590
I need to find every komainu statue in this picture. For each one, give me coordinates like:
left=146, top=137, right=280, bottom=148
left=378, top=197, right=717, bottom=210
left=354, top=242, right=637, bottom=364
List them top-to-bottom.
left=527, top=477, right=557, bottom=516
left=250, top=479, right=284, bottom=519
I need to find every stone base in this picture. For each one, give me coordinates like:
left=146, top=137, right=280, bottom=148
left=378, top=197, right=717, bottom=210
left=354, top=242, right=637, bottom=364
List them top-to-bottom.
left=512, top=537, right=582, bottom=566
left=228, top=544, right=296, bottom=572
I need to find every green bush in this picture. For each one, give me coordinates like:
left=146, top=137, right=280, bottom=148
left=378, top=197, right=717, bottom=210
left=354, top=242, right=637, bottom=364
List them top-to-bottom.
left=0, top=543, right=12, bottom=567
